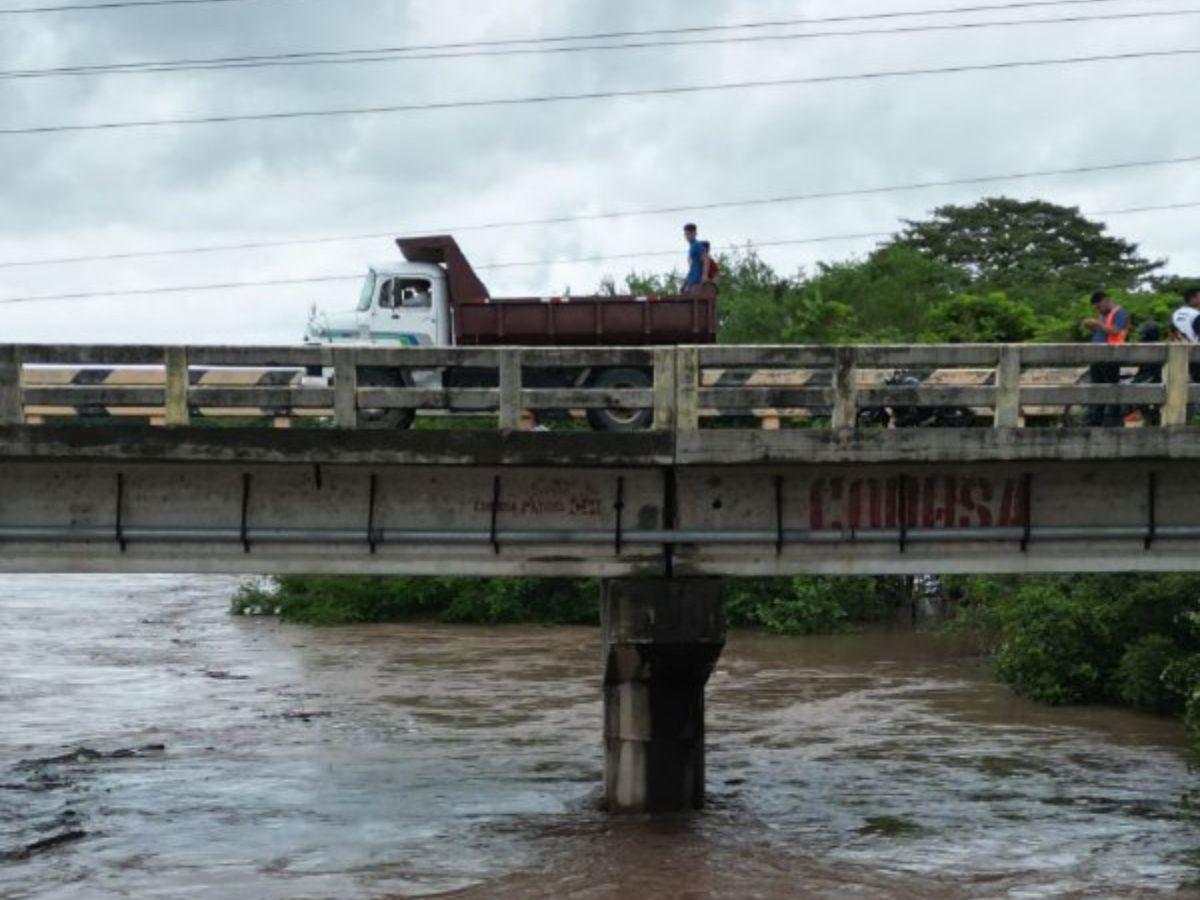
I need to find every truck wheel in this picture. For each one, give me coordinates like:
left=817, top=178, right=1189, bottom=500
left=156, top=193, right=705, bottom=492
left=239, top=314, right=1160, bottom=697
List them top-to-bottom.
left=356, top=367, right=415, bottom=430
left=586, top=367, right=653, bottom=432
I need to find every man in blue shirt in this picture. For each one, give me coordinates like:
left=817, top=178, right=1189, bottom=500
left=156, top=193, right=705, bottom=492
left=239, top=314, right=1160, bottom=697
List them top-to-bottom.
left=682, top=223, right=712, bottom=295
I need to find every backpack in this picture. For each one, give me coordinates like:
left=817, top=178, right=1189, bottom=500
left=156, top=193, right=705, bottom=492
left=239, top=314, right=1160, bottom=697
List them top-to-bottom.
left=705, top=255, right=720, bottom=282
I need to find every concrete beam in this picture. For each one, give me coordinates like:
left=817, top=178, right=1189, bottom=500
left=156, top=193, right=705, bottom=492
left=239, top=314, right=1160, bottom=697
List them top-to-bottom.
left=0, top=425, right=676, bottom=467
left=9, top=426, right=1200, bottom=468
left=673, top=427, right=1200, bottom=466
left=4, top=430, right=1200, bottom=576
left=602, top=578, right=726, bottom=813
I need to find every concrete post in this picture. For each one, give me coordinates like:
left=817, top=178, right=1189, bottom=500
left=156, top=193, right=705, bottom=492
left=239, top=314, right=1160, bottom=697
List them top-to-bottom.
left=1164, top=342, right=1190, bottom=427
left=993, top=344, right=1022, bottom=428
left=0, top=345, right=22, bottom=426
left=163, top=346, right=190, bottom=427
left=652, top=346, right=677, bottom=432
left=831, top=346, right=858, bottom=430
left=674, top=347, right=700, bottom=431
left=332, top=348, right=358, bottom=429
left=498, top=349, right=522, bottom=430
left=601, top=578, right=726, bottom=814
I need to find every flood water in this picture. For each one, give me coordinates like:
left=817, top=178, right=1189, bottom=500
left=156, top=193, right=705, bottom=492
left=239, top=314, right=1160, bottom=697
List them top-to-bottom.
left=1, top=575, right=1196, bottom=899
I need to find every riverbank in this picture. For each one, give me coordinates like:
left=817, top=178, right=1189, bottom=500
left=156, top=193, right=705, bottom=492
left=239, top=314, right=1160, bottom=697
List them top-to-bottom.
left=231, top=575, right=903, bottom=633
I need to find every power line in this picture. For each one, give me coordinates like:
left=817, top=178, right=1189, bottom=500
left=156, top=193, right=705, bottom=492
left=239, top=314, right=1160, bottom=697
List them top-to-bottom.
left=0, top=0, right=287, bottom=14
left=0, top=0, right=1143, bottom=21
left=7, top=6, right=1198, bottom=80
left=5, top=47, right=1198, bottom=137
left=5, top=153, right=1200, bottom=270
left=2, top=200, right=1196, bottom=305
left=1092, top=200, right=1200, bottom=216
left=481, top=231, right=899, bottom=272
left=0, top=236, right=880, bottom=305
left=0, top=272, right=360, bottom=304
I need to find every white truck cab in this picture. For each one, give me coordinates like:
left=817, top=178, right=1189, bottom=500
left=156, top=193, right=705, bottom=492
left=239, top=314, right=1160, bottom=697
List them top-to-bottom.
left=298, top=234, right=714, bottom=431
left=305, top=262, right=451, bottom=348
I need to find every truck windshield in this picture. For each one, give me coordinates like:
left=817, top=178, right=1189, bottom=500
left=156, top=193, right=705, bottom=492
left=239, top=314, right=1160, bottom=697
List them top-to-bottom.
left=356, top=272, right=377, bottom=312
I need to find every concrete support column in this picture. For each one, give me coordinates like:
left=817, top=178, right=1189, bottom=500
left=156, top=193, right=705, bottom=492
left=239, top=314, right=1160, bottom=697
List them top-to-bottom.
left=601, top=578, right=726, bottom=813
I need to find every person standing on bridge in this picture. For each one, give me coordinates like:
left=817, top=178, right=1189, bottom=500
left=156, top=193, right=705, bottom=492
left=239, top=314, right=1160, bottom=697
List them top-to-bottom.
left=682, top=223, right=718, bottom=298
left=1170, top=286, right=1200, bottom=393
left=1170, top=286, right=1200, bottom=344
left=1081, top=291, right=1129, bottom=427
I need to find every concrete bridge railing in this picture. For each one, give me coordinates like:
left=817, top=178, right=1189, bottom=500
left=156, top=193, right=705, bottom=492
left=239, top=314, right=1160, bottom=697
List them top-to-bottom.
left=1, top=342, right=1197, bottom=430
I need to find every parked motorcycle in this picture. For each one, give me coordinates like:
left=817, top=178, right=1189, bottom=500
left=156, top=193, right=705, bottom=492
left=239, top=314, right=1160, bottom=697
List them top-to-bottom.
left=856, top=370, right=976, bottom=429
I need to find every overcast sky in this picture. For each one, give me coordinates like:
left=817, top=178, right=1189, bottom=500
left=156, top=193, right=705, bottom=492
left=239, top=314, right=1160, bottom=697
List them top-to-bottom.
left=0, top=0, right=1197, bottom=344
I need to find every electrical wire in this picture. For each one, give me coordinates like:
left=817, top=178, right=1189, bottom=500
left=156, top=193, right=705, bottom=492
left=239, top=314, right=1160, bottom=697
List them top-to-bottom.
left=0, top=0, right=295, bottom=14
left=0, top=0, right=1152, bottom=19
left=6, top=6, right=1198, bottom=80
left=5, top=47, right=1198, bottom=136
left=4, top=153, right=1199, bottom=270
left=1, top=199, right=1195, bottom=305
left=0, top=273, right=359, bottom=303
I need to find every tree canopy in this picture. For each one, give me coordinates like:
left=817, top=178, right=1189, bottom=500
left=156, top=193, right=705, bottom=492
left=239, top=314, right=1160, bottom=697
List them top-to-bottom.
left=890, top=197, right=1163, bottom=295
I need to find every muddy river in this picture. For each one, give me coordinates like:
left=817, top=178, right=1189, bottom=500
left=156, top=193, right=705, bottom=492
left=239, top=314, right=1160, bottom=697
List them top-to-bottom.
left=1, top=575, right=1196, bottom=898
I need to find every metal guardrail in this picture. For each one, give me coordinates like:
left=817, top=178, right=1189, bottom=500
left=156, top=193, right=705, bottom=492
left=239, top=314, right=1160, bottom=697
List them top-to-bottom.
left=1, top=342, right=1198, bottom=430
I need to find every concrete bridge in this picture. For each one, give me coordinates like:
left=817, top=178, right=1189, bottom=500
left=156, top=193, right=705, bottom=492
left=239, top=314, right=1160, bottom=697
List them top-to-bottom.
left=4, top=341, right=1200, bottom=812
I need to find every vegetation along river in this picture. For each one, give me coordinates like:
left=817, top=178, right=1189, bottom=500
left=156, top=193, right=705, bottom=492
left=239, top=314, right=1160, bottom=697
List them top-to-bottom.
left=1, top=574, right=1196, bottom=898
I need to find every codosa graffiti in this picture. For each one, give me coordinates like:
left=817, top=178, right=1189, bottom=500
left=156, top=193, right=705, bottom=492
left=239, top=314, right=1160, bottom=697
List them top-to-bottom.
left=809, top=475, right=1028, bottom=531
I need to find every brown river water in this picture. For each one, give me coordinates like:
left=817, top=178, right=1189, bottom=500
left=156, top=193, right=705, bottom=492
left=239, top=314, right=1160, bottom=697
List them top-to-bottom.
left=0, top=575, right=1197, bottom=899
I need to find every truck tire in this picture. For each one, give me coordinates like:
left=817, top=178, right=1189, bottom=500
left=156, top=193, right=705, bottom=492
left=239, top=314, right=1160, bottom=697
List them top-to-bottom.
left=356, top=367, right=415, bottom=430
left=586, top=367, right=653, bottom=432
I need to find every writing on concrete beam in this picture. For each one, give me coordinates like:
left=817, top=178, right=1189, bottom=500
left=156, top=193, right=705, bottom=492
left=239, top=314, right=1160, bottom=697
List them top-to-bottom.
left=809, top=476, right=1028, bottom=531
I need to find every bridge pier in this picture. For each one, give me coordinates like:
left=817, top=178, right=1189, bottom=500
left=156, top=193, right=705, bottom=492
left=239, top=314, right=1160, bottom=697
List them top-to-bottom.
left=601, top=578, right=726, bottom=814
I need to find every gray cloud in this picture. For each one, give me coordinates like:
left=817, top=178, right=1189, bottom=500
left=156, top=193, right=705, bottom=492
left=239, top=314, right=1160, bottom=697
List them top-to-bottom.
left=0, top=0, right=1197, bottom=343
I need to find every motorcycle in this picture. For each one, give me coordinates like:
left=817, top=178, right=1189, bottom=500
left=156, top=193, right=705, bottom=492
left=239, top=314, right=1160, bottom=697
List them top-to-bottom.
left=856, top=370, right=976, bottom=429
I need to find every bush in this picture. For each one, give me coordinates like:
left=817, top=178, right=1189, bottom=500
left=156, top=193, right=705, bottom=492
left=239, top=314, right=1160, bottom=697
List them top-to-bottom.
left=237, top=574, right=899, bottom=634
left=945, top=575, right=1200, bottom=759
left=961, top=575, right=1200, bottom=709
left=231, top=576, right=452, bottom=625
left=232, top=576, right=597, bottom=626
left=723, top=576, right=895, bottom=636
left=436, top=578, right=598, bottom=625
left=993, top=585, right=1122, bottom=705
left=1114, top=635, right=1187, bottom=714
left=1164, top=647, right=1200, bottom=755
left=1185, top=679, right=1200, bottom=758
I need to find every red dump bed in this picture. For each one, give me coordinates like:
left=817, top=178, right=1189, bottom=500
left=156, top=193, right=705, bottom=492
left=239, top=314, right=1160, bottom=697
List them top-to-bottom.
left=397, top=235, right=718, bottom=346
left=453, top=296, right=717, bottom=346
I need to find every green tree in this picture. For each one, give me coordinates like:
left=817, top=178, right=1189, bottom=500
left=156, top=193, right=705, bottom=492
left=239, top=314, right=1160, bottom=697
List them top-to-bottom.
left=892, top=197, right=1163, bottom=296
left=800, top=245, right=964, bottom=341
left=626, top=246, right=861, bottom=344
left=1150, top=274, right=1200, bottom=297
left=924, top=292, right=1040, bottom=343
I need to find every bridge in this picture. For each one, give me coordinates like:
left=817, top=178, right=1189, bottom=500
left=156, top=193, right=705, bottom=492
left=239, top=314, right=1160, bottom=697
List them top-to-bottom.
left=4, top=340, right=1200, bottom=812
left=3, top=341, right=1197, bottom=577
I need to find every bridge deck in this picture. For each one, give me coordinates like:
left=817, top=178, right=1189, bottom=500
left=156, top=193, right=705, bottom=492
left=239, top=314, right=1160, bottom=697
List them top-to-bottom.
left=2, top=422, right=1200, bottom=466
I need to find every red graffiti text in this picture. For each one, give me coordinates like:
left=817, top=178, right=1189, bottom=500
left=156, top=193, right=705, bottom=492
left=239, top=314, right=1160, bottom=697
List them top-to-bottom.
left=809, top=476, right=1026, bottom=531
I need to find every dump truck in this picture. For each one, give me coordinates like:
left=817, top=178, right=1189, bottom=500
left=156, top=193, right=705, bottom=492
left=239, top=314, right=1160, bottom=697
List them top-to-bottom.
left=304, top=235, right=718, bottom=430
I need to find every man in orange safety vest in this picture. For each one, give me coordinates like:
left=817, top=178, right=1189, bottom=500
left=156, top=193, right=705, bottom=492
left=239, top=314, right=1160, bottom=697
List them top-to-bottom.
left=1082, top=291, right=1129, bottom=426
